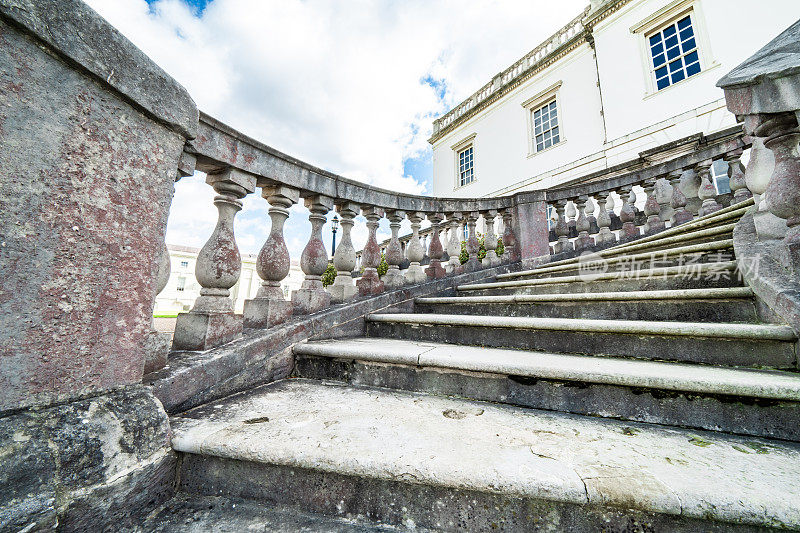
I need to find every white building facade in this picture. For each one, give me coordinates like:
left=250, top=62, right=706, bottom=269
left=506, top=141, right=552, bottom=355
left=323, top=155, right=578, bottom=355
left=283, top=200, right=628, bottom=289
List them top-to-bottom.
left=430, top=0, right=800, bottom=198
left=154, top=245, right=304, bottom=316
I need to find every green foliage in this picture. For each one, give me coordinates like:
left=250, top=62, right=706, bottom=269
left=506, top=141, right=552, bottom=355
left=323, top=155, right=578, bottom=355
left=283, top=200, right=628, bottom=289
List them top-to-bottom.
left=461, top=233, right=504, bottom=264
left=377, top=252, right=389, bottom=277
left=321, top=262, right=337, bottom=287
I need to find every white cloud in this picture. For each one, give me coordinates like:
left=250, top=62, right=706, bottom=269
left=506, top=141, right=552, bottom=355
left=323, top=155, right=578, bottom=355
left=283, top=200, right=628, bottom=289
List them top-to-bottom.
left=87, top=0, right=585, bottom=257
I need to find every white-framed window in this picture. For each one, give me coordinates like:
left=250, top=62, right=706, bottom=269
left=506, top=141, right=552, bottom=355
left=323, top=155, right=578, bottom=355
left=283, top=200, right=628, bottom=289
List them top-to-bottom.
left=631, top=0, right=716, bottom=97
left=647, top=14, right=701, bottom=90
left=522, top=81, right=564, bottom=157
left=532, top=99, right=561, bottom=152
left=451, top=133, right=477, bottom=190
left=458, top=146, right=474, bottom=187
left=180, top=260, right=189, bottom=269
left=176, top=277, right=186, bottom=292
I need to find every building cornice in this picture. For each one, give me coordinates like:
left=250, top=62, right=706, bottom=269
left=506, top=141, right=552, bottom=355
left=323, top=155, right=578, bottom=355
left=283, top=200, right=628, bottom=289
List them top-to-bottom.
left=428, top=0, right=633, bottom=145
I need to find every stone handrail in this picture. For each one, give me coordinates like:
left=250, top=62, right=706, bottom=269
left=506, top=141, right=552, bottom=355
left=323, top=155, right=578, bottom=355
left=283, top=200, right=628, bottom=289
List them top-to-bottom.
left=430, top=9, right=588, bottom=142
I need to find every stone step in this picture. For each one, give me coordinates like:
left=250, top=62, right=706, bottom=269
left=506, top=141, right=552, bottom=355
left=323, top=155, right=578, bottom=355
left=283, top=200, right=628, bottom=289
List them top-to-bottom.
left=515, top=239, right=734, bottom=280
left=459, top=260, right=739, bottom=293
left=462, top=273, right=744, bottom=297
left=415, top=287, right=757, bottom=322
left=365, top=313, right=797, bottom=368
left=294, top=337, right=800, bottom=440
left=172, top=379, right=800, bottom=532
left=142, top=494, right=402, bottom=532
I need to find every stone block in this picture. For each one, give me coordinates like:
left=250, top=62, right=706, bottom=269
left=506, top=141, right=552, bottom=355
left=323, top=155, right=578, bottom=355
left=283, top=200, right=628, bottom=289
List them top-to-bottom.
left=328, top=275, right=357, bottom=304
left=292, top=281, right=331, bottom=315
left=243, top=297, right=293, bottom=330
left=172, top=312, right=242, bottom=351
left=143, top=328, right=171, bottom=374
left=0, top=387, right=174, bottom=531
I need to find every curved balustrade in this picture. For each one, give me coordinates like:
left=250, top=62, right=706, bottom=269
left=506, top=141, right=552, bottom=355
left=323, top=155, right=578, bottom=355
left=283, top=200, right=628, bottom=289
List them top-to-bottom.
left=161, top=105, right=766, bottom=361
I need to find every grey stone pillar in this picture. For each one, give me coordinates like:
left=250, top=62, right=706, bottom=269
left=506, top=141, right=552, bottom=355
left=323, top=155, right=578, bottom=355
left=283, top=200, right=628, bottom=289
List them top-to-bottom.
left=725, top=149, right=751, bottom=204
left=696, top=160, right=722, bottom=216
left=681, top=167, right=702, bottom=217
left=173, top=169, right=256, bottom=351
left=669, top=170, right=693, bottom=226
left=643, top=177, right=666, bottom=234
left=243, top=185, right=299, bottom=329
left=618, top=185, right=639, bottom=242
left=595, top=191, right=616, bottom=245
left=292, top=195, right=334, bottom=314
left=574, top=196, right=594, bottom=251
left=554, top=199, right=572, bottom=254
left=328, top=201, right=359, bottom=304
left=357, top=206, right=385, bottom=296
left=500, top=208, right=519, bottom=263
left=383, top=209, right=405, bottom=288
left=481, top=210, right=500, bottom=267
left=464, top=211, right=481, bottom=271
left=404, top=212, right=427, bottom=283
left=445, top=212, right=462, bottom=273
left=425, top=213, right=447, bottom=278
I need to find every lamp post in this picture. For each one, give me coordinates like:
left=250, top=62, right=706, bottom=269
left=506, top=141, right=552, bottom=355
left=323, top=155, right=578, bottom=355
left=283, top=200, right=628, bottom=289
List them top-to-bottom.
left=330, top=214, right=339, bottom=257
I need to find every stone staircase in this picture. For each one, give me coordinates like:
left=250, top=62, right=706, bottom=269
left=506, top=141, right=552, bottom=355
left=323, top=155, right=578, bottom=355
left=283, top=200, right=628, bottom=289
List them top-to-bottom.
left=159, top=203, right=800, bottom=532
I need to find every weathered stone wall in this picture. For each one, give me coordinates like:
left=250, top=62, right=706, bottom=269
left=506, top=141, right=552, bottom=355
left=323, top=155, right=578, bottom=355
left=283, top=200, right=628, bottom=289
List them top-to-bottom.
left=0, top=2, right=196, bottom=413
left=0, top=386, right=175, bottom=531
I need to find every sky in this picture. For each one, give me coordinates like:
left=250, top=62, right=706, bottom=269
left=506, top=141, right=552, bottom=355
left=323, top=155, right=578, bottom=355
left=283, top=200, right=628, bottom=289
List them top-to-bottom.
left=85, top=0, right=586, bottom=259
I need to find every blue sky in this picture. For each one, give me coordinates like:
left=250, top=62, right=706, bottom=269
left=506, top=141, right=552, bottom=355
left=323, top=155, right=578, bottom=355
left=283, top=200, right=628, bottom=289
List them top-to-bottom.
left=88, top=0, right=585, bottom=257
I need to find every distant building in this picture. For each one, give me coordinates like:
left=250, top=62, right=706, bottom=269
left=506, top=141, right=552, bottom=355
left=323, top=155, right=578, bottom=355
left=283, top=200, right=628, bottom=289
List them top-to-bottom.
left=430, top=0, right=800, bottom=197
left=154, top=244, right=304, bottom=316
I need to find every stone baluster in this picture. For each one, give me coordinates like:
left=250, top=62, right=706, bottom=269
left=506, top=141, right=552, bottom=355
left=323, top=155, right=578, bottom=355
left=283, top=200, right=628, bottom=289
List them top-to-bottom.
left=758, top=112, right=800, bottom=270
left=742, top=116, right=784, bottom=239
left=725, top=148, right=751, bottom=204
left=696, top=160, right=722, bottom=216
left=681, top=166, right=702, bottom=217
left=173, top=169, right=256, bottom=351
left=668, top=169, right=693, bottom=226
left=643, top=177, right=666, bottom=234
left=655, top=177, right=674, bottom=224
left=243, top=185, right=299, bottom=329
left=618, top=185, right=639, bottom=242
left=595, top=191, right=615, bottom=245
left=292, top=195, right=334, bottom=314
left=574, top=196, right=594, bottom=251
left=586, top=197, right=600, bottom=240
left=554, top=199, right=572, bottom=253
left=566, top=200, right=578, bottom=238
left=327, top=202, right=359, bottom=303
left=356, top=206, right=385, bottom=296
left=500, top=208, right=519, bottom=262
left=383, top=210, right=406, bottom=288
left=481, top=210, right=500, bottom=267
left=464, top=211, right=481, bottom=271
left=404, top=212, right=427, bottom=283
left=445, top=212, right=462, bottom=273
left=425, top=213, right=447, bottom=279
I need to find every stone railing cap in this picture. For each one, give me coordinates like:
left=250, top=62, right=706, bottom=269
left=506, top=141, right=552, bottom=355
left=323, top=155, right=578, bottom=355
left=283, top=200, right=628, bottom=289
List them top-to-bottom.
left=0, top=0, right=198, bottom=139
left=717, top=19, right=800, bottom=90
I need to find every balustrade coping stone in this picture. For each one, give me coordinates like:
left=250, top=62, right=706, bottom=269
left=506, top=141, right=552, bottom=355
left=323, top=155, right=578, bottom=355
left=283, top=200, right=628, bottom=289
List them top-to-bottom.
left=0, top=0, right=198, bottom=139
left=193, top=113, right=512, bottom=214
left=145, top=260, right=520, bottom=414
left=416, top=287, right=754, bottom=304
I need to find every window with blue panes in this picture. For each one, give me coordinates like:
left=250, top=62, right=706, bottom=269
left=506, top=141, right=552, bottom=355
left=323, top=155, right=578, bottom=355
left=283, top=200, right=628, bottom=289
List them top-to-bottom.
left=648, top=14, right=701, bottom=90
left=533, top=99, right=560, bottom=152
left=458, top=146, right=474, bottom=187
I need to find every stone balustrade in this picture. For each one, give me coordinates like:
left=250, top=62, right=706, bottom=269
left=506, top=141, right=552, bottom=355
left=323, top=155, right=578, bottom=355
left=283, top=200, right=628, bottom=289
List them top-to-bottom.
left=540, top=128, right=749, bottom=257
